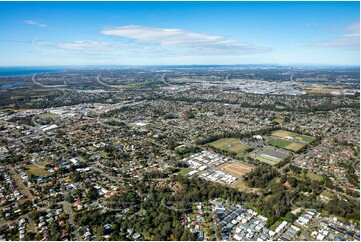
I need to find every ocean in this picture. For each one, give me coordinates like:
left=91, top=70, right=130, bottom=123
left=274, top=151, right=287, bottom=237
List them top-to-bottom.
left=0, top=67, right=64, bottom=76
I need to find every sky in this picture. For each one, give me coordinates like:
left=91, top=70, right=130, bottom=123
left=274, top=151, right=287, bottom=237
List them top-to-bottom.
left=0, top=1, right=359, bottom=66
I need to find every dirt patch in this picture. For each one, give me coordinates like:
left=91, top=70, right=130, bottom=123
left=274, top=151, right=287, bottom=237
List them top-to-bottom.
left=217, top=161, right=253, bottom=177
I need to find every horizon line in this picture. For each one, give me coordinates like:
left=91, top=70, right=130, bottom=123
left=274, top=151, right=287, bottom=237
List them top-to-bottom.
left=0, top=64, right=360, bottom=68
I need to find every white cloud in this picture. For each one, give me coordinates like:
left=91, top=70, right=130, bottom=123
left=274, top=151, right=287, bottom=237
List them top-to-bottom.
left=24, top=20, right=57, bottom=31
left=297, top=22, right=360, bottom=50
left=344, top=22, right=360, bottom=33
left=30, top=25, right=272, bottom=62
left=101, top=25, right=271, bottom=54
left=34, top=40, right=113, bottom=50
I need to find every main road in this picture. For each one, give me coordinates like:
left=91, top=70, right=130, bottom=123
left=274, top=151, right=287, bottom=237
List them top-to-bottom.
left=32, top=74, right=67, bottom=88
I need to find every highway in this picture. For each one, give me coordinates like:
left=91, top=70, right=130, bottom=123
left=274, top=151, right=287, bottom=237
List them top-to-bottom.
left=161, top=73, right=172, bottom=86
left=32, top=74, right=67, bottom=88
left=96, top=74, right=116, bottom=88
left=290, top=74, right=295, bottom=82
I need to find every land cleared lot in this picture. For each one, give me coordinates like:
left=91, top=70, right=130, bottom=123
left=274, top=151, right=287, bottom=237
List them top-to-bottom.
left=306, top=88, right=341, bottom=94
left=39, top=113, right=59, bottom=118
left=271, top=130, right=316, bottom=143
left=208, top=138, right=248, bottom=157
left=268, top=138, right=306, bottom=152
left=216, top=161, right=253, bottom=177
left=233, top=181, right=261, bottom=192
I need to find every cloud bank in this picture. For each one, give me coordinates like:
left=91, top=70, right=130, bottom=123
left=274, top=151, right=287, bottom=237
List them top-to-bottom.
left=24, top=20, right=57, bottom=31
left=298, top=22, right=360, bottom=50
left=101, top=25, right=271, bottom=54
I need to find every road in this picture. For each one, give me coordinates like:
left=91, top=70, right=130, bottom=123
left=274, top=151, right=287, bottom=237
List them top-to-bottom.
left=161, top=73, right=172, bottom=86
left=290, top=73, right=295, bottom=82
left=32, top=74, right=66, bottom=88
left=96, top=74, right=115, bottom=88
left=31, top=116, right=72, bottom=149
left=0, top=119, right=68, bottom=151
left=91, top=163, right=121, bottom=183
left=7, top=165, right=34, bottom=200
left=160, top=198, right=192, bottom=212
left=63, top=201, right=81, bottom=241
left=0, top=205, right=50, bottom=229
left=209, top=206, right=217, bottom=240
left=24, top=214, right=37, bottom=233
left=300, top=216, right=321, bottom=240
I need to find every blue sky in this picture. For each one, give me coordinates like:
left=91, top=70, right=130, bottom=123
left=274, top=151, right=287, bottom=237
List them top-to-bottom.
left=0, top=1, right=359, bottom=66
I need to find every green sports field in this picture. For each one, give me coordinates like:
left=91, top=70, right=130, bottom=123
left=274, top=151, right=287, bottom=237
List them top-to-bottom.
left=271, top=130, right=316, bottom=143
left=208, top=138, right=248, bottom=157
left=268, top=138, right=306, bottom=152
left=268, top=139, right=292, bottom=148
left=255, top=154, right=282, bottom=165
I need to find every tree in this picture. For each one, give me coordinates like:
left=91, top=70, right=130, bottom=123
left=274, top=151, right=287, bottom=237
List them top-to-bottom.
left=87, top=186, right=99, bottom=200
left=65, top=193, right=73, bottom=203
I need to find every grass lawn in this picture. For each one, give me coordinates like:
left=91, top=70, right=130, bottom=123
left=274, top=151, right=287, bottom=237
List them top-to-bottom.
left=306, top=88, right=340, bottom=94
left=39, top=113, right=59, bottom=118
left=273, top=118, right=284, bottom=124
left=271, top=130, right=315, bottom=143
left=293, top=134, right=316, bottom=143
left=208, top=138, right=248, bottom=157
left=268, top=138, right=293, bottom=148
left=269, top=138, right=306, bottom=152
left=285, top=142, right=305, bottom=152
left=87, top=146, right=96, bottom=151
left=100, top=151, right=109, bottom=158
left=255, top=154, right=281, bottom=165
left=25, top=161, right=50, bottom=177
left=179, top=168, right=193, bottom=175
left=307, top=171, right=323, bottom=181
left=233, top=181, right=250, bottom=191
left=320, top=190, right=333, bottom=198
left=270, top=220, right=283, bottom=231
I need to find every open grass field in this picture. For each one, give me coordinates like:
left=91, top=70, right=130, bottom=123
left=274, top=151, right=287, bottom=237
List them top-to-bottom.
left=306, top=88, right=341, bottom=94
left=39, top=113, right=59, bottom=118
left=273, top=118, right=284, bottom=124
left=272, top=130, right=316, bottom=143
left=208, top=138, right=248, bottom=157
left=268, top=138, right=306, bottom=152
left=268, top=138, right=292, bottom=148
left=285, top=142, right=305, bottom=151
left=87, top=145, right=97, bottom=151
left=100, top=151, right=109, bottom=158
left=255, top=154, right=282, bottom=166
left=25, top=161, right=50, bottom=177
left=216, top=161, right=253, bottom=177
left=179, top=168, right=193, bottom=175
left=307, top=171, right=323, bottom=181
left=233, top=181, right=250, bottom=191
left=320, top=190, right=333, bottom=200
left=270, top=220, right=283, bottom=231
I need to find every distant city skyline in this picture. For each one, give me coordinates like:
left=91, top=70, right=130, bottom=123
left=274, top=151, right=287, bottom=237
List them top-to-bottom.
left=0, top=1, right=359, bottom=66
